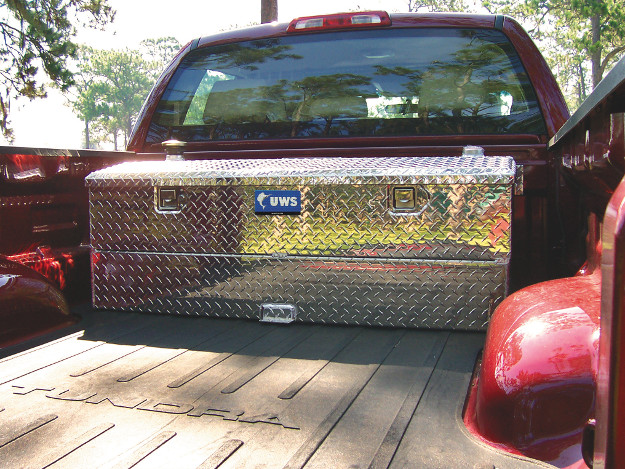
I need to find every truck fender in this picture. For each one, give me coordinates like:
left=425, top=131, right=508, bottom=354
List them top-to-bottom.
left=0, top=257, right=75, bottom=348
left=467, top=271, right=600, bottom=463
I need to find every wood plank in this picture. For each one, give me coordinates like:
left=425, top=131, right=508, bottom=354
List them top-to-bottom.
left=303, top=330, right=449, bottom=469
left=0, top=414, right=58, bottom=448
left=39, top=423, right=115, bottom=468
left=105, top=431, right=177, bottom=469
left=195, top=440, right=244, bottom=469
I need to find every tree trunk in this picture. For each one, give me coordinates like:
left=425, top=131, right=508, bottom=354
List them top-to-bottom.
left=261, top=0, right=278, bottom=23
left=591, top=11, right=602, bottom=87
left=577, top=61, right=587, bottom=106
left=125, top=116, right=132, bottom=149
left=84, top=118, right=90, bottom=149
left=113, top=131, right=118, bottom=151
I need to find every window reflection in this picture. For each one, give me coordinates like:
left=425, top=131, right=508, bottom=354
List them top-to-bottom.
left=148, top=28, right=546, bottom=142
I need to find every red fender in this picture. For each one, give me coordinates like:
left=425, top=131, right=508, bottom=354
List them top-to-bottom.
left=0, top=257, right=76, bottom=348
left=465, top=270, right=600, bottom=466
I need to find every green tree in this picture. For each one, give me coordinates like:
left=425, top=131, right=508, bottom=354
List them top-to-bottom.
left=0, top=0, right=114, bottom=139
left=407, top=0, right=470, bottom=12
left=484, top=0, right=625, bottom=109
left=139, top=36, right=181, bottom=78
left=68, top=37, right=180, bottom=149
left=67, top=46, right=102, bottom=148
left=85, top=48, right=154, bottom=149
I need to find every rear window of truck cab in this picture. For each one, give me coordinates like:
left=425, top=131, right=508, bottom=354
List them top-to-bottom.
left=147, top=28, right=546, bottom=143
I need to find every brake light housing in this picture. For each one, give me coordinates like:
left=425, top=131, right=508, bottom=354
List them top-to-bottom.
left=287, top=11, right=391, bottom=33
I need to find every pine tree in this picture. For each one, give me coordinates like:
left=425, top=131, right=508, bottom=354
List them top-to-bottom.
left=0, top=0, right=114, bottom=138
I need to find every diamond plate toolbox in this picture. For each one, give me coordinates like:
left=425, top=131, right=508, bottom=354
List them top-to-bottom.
left=86, top=156, right=515, bottom=330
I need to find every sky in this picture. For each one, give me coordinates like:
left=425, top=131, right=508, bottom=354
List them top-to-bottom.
left=1, top=0, right=411, bottom=149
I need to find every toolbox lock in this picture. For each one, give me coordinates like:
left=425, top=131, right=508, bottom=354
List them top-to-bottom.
left=391, top=185, right=430, bottom=214
left=393, top=187, right=415, bottom=209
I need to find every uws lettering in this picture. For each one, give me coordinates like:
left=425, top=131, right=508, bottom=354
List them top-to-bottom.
left=255, top=190, right=301, bottom=213
left=270, top=196, right=298, bottom=207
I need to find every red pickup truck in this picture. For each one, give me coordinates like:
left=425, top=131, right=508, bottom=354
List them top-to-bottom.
left=1, top=11, right=624, bottom=468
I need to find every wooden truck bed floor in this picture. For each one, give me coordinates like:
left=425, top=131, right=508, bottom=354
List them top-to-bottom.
left=0, top=309, right=551, bottom=469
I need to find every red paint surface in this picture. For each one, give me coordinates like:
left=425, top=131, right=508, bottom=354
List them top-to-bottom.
left=0, top=150, right=148, bottom=307
left=2, top=153, right=69, bottom=182
left=594, top=177, right=625, bottom=468
left=7, top=247, right=76, bottom=290
left=0, top=258, right=76, bottom=348
left=465, top=267, right=600, bottom=466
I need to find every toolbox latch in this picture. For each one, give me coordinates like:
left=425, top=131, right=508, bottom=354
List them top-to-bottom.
left=157, top=187, right=181, bottom=212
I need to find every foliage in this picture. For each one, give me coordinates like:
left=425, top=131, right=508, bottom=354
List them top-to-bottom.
left=0, top=0, right=114, bottom=139
left=406, top=0, right=471, bottom=12
left=483, top=0, right=625, bottom=110
left=139, top=36, right=181, bottom=76
left=68, top=37, right=180, bottom=149
left=68, top=47, right=102, bottom=148
left=76, top=47, right=152, bottom=149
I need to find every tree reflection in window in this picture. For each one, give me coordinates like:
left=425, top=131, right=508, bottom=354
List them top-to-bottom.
left=148, top=28, right=546, bottom=143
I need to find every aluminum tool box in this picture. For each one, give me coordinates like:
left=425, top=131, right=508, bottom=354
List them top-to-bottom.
left=86, top=156, right=515, bottom=330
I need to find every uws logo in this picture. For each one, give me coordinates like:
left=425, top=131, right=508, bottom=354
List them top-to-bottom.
left=255, top=190, right=301, bottom=214
left=256, top=191, right=270, bottom=208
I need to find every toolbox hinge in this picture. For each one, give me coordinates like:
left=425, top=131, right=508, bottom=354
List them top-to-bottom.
left=514, top=164, right=524, bottom=195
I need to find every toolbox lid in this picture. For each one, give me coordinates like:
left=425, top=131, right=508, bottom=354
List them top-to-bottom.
left=85, top=156, right=515, bottom=188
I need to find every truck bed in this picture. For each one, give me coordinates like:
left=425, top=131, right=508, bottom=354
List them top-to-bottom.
left=0, top=309, right=551, bottom=468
